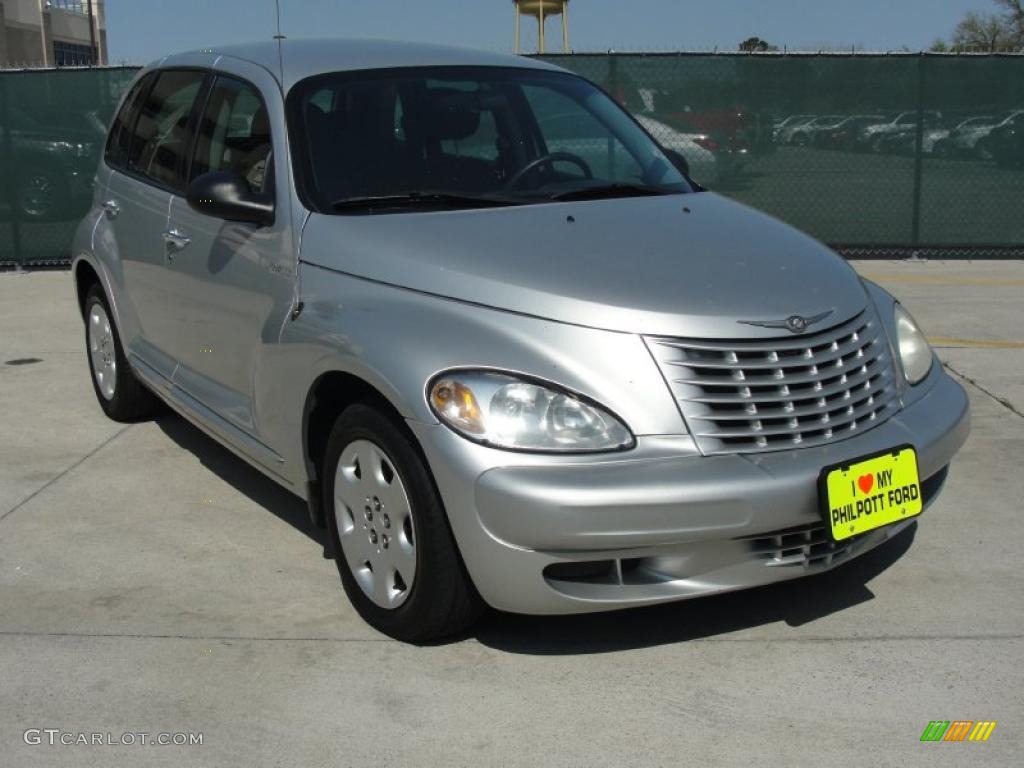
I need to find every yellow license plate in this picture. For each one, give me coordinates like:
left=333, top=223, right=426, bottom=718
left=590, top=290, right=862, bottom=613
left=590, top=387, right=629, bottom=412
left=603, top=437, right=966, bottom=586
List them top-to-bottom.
left=819, top=445, right=922, bottom=541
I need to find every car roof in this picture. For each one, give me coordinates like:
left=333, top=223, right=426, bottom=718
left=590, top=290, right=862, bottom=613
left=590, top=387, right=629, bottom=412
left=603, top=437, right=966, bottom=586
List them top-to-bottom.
left=156, top=38, right=563, bottom=92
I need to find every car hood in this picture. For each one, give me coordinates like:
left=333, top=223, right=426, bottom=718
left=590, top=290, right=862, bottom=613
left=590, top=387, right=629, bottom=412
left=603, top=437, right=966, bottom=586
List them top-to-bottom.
left=300, top=192, right=867, bottom=339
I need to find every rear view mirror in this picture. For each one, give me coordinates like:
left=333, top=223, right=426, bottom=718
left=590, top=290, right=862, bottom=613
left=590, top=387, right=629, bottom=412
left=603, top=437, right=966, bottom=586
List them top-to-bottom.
left=186, top=171, right=274, bottom=226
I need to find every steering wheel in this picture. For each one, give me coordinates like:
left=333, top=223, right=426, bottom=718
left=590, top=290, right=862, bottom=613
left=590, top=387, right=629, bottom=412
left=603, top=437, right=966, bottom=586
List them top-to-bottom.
left=506, top=152, right=593, bottom=190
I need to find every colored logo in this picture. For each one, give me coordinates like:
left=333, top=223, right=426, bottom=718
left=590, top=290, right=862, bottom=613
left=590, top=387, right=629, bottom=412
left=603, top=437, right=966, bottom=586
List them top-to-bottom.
left=920, top=721, right=997, bottom=742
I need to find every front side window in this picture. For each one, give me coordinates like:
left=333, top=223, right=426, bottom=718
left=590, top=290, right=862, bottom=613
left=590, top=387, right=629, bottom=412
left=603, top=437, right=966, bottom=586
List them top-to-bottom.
left=287, top=66, right=690, bottom=213
left=128, top=69, right=205, bottom=190
left=190, top=76, right=273, bottom=195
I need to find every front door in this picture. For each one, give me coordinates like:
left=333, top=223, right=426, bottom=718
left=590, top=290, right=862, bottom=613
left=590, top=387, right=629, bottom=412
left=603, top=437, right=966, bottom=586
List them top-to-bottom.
left=165, top=66, right=293, bottom=440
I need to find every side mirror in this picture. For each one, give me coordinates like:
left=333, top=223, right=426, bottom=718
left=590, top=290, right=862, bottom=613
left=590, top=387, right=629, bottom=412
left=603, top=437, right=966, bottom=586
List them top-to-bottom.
left=664, top=149, right=690, bottom=177
left=186, top=171, right=274, bottom=226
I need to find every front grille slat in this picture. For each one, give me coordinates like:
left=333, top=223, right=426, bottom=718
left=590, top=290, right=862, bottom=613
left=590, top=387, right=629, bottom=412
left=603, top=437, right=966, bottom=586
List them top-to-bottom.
left=646, top=309, right=899, bottom=455
left=659, top=329, right=877, bottom=371
left=671, top=352, right=883, bottom=389
left=688, top=368, right=889, bottom=405
left=688, top=381, right=889, bottom=421
left=695, top=396, right=889, bottom=439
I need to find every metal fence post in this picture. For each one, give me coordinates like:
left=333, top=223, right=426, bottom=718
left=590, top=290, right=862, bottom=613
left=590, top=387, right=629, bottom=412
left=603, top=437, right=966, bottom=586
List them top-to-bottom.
left=909, top=53, right=926, bottom=249
left=607, top=54, right=619, bottom=174
left=0, top=73, right=24, bottom=269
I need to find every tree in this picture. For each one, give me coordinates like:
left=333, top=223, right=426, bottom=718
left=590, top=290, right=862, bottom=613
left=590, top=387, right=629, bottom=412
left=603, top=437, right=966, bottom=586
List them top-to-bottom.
left=943, top=0, right=1024, bottom=51
left=995, top=0, right=1024, bottom=42
left=953, top=11, right=1016, bottom=51
left=739, top=37, right=778, bottom=52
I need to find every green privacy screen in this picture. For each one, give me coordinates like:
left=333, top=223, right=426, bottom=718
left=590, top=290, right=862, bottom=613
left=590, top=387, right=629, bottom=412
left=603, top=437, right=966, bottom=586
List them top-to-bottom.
left=540, top=53, right=1024, bottom=257
left=1, top=55, right=1023, bottom=266
left=0, top=66, right=139, bottom=267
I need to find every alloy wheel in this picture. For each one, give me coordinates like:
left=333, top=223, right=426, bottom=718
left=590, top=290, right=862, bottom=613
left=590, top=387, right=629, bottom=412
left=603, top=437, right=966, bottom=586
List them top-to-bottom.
left=88, top=303, right=117, bottom=401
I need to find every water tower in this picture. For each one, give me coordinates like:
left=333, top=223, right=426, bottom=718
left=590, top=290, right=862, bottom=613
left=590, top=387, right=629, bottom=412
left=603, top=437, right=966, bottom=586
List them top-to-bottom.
left=513, top=0, right=571, bottom=54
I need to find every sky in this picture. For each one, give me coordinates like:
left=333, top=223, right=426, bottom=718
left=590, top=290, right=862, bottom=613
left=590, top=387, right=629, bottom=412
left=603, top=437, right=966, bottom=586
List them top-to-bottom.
left=106, top=0, right=990, bottom=64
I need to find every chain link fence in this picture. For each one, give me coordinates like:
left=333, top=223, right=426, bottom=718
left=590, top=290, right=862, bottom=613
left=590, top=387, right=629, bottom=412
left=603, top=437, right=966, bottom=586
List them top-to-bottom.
left=542, top=52, right=1024, bottom=259
left=2, top=55, right=1023, bottom=267
left=0, top=66, right=138, bottom=268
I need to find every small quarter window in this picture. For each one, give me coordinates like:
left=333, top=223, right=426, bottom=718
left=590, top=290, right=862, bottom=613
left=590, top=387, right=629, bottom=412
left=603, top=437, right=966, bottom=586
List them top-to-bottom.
left=105, top=73, right=155, bottom=171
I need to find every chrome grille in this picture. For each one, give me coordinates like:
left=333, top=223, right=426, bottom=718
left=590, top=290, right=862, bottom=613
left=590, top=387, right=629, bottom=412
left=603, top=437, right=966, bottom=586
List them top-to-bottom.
left=646, top=310, right=898, bottom=454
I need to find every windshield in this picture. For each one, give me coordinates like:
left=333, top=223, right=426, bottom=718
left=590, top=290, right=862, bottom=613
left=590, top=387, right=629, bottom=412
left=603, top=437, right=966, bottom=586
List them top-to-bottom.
left=287, top=66, right=691, bottom=213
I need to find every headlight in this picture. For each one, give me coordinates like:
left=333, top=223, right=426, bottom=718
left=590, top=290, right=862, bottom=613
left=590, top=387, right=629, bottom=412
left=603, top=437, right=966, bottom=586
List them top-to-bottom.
left=894, top=304, right=933, bottom=385
left=428, top=371, right=634, bottom=453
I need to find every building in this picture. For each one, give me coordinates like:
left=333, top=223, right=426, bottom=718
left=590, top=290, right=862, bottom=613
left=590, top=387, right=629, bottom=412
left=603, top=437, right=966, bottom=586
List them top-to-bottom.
left=0, top=0, right=107, bottom=67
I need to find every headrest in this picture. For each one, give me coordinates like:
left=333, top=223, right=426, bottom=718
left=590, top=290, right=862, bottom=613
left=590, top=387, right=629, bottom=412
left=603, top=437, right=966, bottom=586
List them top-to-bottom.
left=424, top=88, right=481, bottom=141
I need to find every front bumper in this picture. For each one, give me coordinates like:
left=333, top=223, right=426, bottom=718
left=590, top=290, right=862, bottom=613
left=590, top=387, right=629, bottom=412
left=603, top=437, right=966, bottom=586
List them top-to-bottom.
left=410, top=370, right=969, bottom=615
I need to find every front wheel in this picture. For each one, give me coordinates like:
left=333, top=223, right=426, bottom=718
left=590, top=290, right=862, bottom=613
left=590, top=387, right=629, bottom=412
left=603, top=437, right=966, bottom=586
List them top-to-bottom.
left=324, top=404, right=483, bottom=642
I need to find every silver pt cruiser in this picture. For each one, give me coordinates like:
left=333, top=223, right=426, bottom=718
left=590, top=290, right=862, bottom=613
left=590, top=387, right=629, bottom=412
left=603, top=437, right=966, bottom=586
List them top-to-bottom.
left=73, top=40, right=969, bottom=641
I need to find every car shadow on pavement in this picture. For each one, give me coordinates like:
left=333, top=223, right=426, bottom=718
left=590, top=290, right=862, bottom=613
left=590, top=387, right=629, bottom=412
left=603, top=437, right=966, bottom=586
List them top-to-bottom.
left=152, top=411, right=915, bottom=654
left=155, top=414, right=327, bottom=550
left=472, top=525, right=917, bottom=655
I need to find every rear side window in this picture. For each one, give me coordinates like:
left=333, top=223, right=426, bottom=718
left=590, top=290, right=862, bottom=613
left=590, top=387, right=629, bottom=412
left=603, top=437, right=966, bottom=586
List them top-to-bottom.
left=127, top=70, right=206, bottom=190
left=104, top=74, right=155, bottom=170
left=190, top=76, right=273, bottom=195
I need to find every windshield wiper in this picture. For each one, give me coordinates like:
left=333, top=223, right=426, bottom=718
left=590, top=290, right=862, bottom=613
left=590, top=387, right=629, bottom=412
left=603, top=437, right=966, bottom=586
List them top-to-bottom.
left=547, top=183, right=673, bottom=202
left=331, top=192, right=521, bottom=213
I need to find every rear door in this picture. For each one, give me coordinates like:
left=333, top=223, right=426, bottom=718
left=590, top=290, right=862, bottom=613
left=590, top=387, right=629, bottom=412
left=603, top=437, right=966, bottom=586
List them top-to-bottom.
left=165, top=64, right=294, bottom=443
left=106, top=69, right=207, bottom=380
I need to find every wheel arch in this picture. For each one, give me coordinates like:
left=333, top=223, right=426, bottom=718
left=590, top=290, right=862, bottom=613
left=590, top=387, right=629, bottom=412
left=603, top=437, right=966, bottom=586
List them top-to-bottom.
left=74, top=258, right=102, bottom=317
left=301, top=370, right=413, bottom=529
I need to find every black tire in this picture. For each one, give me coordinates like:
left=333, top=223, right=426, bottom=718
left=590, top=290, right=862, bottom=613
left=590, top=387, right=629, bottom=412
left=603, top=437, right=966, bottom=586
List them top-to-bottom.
left=791, top=133, right=808, bottom=147
left=83, top=284, right=161, bottom=422
left=323, top=404, right=483, bottom=642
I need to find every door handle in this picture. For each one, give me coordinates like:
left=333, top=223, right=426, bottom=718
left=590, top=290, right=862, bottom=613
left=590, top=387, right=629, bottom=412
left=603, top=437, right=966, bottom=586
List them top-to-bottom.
left=102, top=199, right=120, bottom=219
left=162, top=228, right=192, bottom=251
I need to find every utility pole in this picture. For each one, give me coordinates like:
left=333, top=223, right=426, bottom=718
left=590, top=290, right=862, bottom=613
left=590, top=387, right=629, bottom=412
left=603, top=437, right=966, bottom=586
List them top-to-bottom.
left=87, top=0, right=98, bottom=65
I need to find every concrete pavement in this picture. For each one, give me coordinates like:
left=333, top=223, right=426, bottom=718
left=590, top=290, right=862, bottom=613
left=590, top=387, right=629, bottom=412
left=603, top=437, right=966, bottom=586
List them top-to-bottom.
left=1, top=262, right=1021, bottom=767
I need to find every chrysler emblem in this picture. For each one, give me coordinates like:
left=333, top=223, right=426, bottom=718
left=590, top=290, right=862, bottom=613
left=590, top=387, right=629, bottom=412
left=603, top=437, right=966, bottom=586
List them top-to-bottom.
left=739, top=309, right=835, bottom=334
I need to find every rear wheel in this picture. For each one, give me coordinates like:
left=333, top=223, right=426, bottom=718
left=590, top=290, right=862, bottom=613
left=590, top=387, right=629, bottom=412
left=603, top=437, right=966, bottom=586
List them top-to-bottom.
left=84, top=285, right=160, bottom=422
left=324, top=404, right=483, bottom=642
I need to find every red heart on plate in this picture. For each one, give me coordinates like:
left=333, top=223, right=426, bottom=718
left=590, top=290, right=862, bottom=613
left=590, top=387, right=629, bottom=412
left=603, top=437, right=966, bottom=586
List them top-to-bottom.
left=857, top=474, right=874, bottom=494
